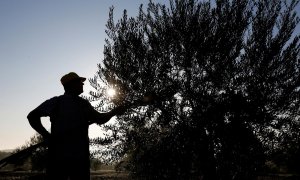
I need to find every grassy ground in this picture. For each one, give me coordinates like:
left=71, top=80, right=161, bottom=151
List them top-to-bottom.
left=0, top=170, right=129, bottom=180
left=91, top=170, right=129, bottom=180
left=1, top=171, right=299, bottom=180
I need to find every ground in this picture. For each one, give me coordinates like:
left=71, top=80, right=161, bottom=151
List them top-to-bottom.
left=0, top=170, right=129, bottom=180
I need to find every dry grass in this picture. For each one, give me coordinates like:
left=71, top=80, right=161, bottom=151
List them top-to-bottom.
left=0, top=170, right=129, bottom=180
left=1, top=171, right=299, bottom=180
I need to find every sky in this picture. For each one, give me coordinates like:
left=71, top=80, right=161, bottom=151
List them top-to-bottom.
left=0, top=0, right=166, bottom=150
left=0, top=1, right=299, bottom=151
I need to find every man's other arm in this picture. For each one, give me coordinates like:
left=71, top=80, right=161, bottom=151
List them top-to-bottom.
left=27, top=109, right=51, bottom=140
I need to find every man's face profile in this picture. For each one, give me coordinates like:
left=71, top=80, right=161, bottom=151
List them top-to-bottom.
left=64, top=79, right=84, bottom=95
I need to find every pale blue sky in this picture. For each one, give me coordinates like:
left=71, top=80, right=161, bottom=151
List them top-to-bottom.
left=0, top=0, right=160, bottom=150
left=0, top=1, right=299, bottom=150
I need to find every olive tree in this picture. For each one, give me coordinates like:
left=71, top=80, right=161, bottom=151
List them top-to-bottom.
left=88, top=0, right=300, bottom=179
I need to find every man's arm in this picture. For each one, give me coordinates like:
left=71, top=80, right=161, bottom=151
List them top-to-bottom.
left=89, top=93, right=157, bottom=125
left=90, top=105, right=128, bottom=125
left=27, top=109, right=51, bottom=140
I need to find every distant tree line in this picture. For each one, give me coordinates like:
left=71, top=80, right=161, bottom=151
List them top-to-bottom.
left=87, top=0, right=300, bottom=179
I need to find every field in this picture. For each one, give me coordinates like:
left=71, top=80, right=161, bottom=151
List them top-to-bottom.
left=0, top=170, right=129, bottom=180
left=1, top=171, right=299, bottom=180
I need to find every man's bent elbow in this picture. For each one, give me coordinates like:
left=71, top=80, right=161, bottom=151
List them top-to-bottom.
left=27, top=110, right=41, bottom=125
left=27, top=111, right=36, bottom=121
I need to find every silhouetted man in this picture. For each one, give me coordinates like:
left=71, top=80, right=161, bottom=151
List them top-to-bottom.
left=27, top=72, right=127, bottom=180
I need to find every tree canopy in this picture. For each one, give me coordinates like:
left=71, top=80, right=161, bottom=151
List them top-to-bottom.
left=88, top=0, right=300, bottom=179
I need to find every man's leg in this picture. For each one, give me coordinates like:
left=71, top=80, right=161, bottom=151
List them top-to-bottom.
left=68, top=158, right=90, bottom=180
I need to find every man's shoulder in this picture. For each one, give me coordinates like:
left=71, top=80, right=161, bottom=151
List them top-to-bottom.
left=59, top=94, right=91, bottom=105
left=46, top=95, right=62, bottom=102
left=35, top=96, right=61, bottom=113
left=78, top=96, right=91, bottom=106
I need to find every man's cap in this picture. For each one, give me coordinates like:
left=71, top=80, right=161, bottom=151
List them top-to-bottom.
left=60, top=72, right=86, bottom=85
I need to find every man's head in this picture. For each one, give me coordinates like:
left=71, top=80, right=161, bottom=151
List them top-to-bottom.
left=61, top=72, right=86, bottom=95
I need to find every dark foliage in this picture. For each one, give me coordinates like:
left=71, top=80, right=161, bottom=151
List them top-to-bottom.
left=88, top=0, right=300, bottom=179
left=0, top=134, right=48, bottom=171
left=28, top=135, right=48, bottom=171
